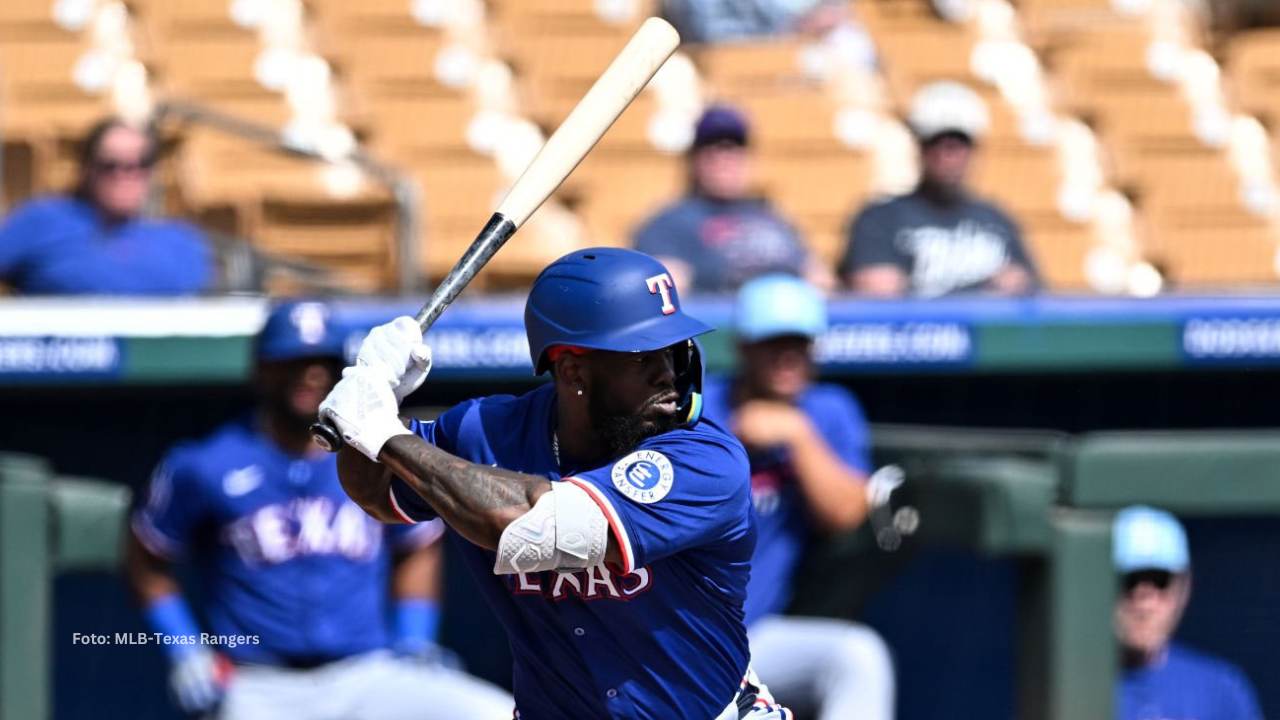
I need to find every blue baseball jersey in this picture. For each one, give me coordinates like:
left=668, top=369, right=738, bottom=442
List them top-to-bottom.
left=0, top=196, right=212, bottom=295
left=700, top=376, right=871, bottom=625
left=387, top=382, right=757, bottom=720
left=133, top=417, right=439, bottom=664
left=1119, top=644, right=1262, bottom=720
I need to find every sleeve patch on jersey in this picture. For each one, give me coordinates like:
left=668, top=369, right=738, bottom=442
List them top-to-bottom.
left=609, top=450, right=674, bottom=505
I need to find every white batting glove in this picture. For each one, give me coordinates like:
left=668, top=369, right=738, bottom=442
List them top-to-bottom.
left=355, top=316, right=433, bottom=404
left=319, top=366, right=413, bottom=461
left=168, top=647, right=226, bottom=715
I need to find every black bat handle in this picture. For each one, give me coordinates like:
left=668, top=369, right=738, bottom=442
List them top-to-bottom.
left=310, top=213, right=518, bottom=452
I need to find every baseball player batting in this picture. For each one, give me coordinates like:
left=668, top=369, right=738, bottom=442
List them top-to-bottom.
left=320, top=248, right=792, bottom=719
left=126, top=301, right=512, bottom=719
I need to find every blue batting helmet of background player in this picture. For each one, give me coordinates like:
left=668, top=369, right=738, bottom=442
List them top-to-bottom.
left=525, top=247, right=712, bottom=424
left=256, top=300, right=346, bottom=362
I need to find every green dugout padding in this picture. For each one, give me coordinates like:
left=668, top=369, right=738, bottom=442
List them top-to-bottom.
left=1066, top=431, right=1280, bottom=512
left=0, top=453, right=131, bottom=720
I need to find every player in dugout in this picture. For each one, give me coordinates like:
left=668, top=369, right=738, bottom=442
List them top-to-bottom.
left=321, top=247, right=792, bottom=719
left=701, top=274, right=896, bottom=720
left=126, top=300, right=511, bottom=719
left=1112, top=505, right=1262, bottom=720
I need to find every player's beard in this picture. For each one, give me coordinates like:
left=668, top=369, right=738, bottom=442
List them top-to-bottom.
left=589, top=389, right=680, bottom=459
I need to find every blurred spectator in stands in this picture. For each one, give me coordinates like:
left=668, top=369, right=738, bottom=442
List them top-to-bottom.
left=662, top=0, right=877, bottom=70
left=1207, top=0, right=1280, bottom=30
left=840, top=82, right=1040, bottom=298
left=633, top=105, right=834, bottom=293
left=0, top=117, right=212, bottom=295
left=701, top=274, right=895, bottom=720
left=126, top=301, right=512, bottom=719
left=1113, top=506, right=1262, bottom=720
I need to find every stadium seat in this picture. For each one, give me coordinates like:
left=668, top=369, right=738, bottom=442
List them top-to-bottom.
left=0, top=0, right=68, bottom=39
left=128, top=0, right=249, bottom=36
left=489, top=0, right=656, bottom=28
left=873, top=22, right=981, bottom=104
left=502, top=25, right=638, bottom=124
left=320, top=26, right=454, bottom=95
left=1225, top=28, right=1280, bottom=124
left=152, top=33, right=279, bottom=99
left=691, top=38, right=818, bottom=93
left=718, top=86, right=853, bottom=152
left=361, top=89, right=478, bottom=156
left=972, top=146, right=1065, bottom=217
left=1117, top=146, right=1247, bottom=219
left=760, top=149, right=872, bottom=238
left=572, top=150, right=684, bottom=247
left=405, top=152, right=510, bottom=278
left=256, top=194, right=400, bottom=293
left=1146, top=213, right=1280, bottom=289
left=1022, top=217, right=1098, bottom=291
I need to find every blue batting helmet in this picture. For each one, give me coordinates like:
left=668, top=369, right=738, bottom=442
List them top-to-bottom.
left=525, top=247, right=712, bottom=425
left=256, top=300, right=345, bottom=362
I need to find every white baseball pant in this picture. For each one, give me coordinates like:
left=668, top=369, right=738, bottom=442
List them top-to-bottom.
left=748, top=615, right=895, bottom=720
left=217, top=650, right=513, bottom=720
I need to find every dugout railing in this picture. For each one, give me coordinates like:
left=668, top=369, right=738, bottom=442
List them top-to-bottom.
left=0, top=453, right=131, bottom=720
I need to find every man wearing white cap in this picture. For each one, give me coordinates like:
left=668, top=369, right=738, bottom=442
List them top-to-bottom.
left=840, top=81, right=1040, bottom=298
left=699, top=274, right=896, bottom=720
left=1113, top=506, right=1262, bottom=720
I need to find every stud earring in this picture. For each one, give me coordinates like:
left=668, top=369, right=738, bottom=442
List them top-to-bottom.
left=576, top=388, right=584, bottom=396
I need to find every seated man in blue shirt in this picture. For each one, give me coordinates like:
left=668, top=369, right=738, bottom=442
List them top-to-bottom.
left=632, top=105, right=833, bottom=294
left=0, top=117, right=212, bottom=295
left=701, top=274, right=895, bottom=720
left=1114, top=506, right=1262, bottom=720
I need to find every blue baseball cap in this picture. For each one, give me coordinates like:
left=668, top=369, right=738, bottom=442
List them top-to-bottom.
left=693, top=104, right=749, bottom=148
left=734, top=274, right=828, bottom=343
left=256, top=300, right=345, bottom=362
left=1113, top=505, right=1190, bottom=574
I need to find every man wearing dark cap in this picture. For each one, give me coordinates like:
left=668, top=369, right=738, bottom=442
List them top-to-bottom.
left=840, top=82, right=1040, bottom=298
left=632, top=104, right=832, bottom=294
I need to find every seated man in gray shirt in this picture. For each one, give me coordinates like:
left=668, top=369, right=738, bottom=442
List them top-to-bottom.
left=840, top=82, right=1040, bottom=298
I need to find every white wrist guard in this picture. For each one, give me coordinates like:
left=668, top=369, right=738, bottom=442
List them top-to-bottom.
left=493, top=481, right=609, bottom=575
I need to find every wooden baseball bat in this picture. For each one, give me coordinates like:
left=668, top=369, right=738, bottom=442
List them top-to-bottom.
left=312, top=17, right=682, bottom=451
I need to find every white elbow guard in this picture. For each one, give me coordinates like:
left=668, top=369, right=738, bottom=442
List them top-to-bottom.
left=494, top=481, right=609, bottom=575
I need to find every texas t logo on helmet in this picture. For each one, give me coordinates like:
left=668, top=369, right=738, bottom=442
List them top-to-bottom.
left=645, top=273, right=677, bottom=315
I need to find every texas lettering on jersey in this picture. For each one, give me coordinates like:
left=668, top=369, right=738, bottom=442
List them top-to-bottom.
left=133, top=419, right=437, bottom=664
left=225, top=496, right=382, bottom=565
left=509, top=564, right=653, bottom=601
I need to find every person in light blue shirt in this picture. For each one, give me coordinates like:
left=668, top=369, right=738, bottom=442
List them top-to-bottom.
left=0, top=117, right=212, bottom=295
left=700, top=274, right=895, bottom=720
left=1114, top=506, right=1263, bottom=720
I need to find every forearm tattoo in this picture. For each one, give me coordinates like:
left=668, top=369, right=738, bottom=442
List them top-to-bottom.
left=381, top=434, right=550, bottom=549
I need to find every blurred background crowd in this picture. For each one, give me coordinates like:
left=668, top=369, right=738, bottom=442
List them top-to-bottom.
left=2, top=0, right=1280, bottom=298
left=4, top=1, right=1280, bottom=720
